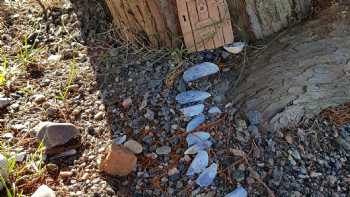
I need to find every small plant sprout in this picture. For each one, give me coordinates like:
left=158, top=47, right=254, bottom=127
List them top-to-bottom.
left=56, top=57, right=79, bottom=100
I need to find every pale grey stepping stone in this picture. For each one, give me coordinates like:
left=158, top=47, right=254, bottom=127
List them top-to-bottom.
left=223, top=42, right=246, bottom=54
left=183, top=62, right=220, bottom=82
left=176, top=91, right=211, bottom=104
left=180, top=104, right=204, bottom=117
left=208, top=106, right=222, bottom=114
left=186, top=114, right=205, bottom=132
left=186, top=132, right=211, bottom=147
left=184, top=140, right=212, bottom=155
left=186, top=151, right=209, bottom=176
left=195, top=163, right=218, bottom=187
left=224, top=186, right=248, bottom=197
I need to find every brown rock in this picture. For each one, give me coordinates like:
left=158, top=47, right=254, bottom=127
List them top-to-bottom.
left=100, top=144, right=137, bottom=176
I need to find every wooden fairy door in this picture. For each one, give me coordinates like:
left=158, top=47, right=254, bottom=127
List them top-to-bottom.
left=176, top=0, right=234, bottom=52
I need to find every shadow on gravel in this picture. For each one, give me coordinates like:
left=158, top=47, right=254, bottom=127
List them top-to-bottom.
left=68, top=0, right=241, bottom=196
left=68, top=0, right=143, bottom=195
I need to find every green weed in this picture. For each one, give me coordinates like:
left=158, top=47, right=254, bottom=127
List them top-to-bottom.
left=16, top=35, right=43, bottom=67
left=169, top=46, right=188, bottom=65
left=56, top=57, right=79, bottom=100
left=0, top=140, right=45, bottom=197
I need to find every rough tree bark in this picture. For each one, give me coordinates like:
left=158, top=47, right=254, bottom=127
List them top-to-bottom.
left=105, top=0, right=324, bottom=47
left=105, top=0, right=180, bottom=47
left=230, top=3, right=350, bottom=131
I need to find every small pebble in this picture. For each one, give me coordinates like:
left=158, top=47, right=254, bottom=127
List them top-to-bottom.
left=48, top=54, right=62, bottom=62
left=33, top=94, right=46, bottom=104
left=122, top=98, right=132, bottom=109
left=94, top=111, right=104, bottom=120
left=115, top=135, right=127, bottom=145
left=124, top=140, right=143, bottom=154
left=156, top=146, right=171, bottom=155
left=60, top=171, right=74, bottom=178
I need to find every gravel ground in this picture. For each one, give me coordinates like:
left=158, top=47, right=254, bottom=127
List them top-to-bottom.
left=1, top=0, right=350, bottom=197
left=1, top=1, right=113, bottom=196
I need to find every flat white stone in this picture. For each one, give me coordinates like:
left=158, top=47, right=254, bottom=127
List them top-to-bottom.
left=183, top=62, right=220, bottom=82
left=176, top=91, right=211, bottom=105
left=180, top=104, right=205, bottom=118
left=186, top=114, right=205, bottom=132
left=186, top=132, right=211, bottom=147
left=184, top=140, right=212, bottom=155
left=186, top=151, right=209, bottom=176
left=195, top=163, right=218, bottom=187
left=224, top=186, right=248, bottom=197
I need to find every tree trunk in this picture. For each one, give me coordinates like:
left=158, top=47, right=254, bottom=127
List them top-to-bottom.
left=105, top=0, right=327, bottom=48
left=105, top=0, right=181, bottom=47
left=229, top=3, right=350, bottom=131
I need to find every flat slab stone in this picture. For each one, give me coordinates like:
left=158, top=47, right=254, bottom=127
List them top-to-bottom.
left=183, top=62, right=219, bottom=82
left=176, top=91, right=211, bottom=105
left=180, top=104, right=205, bottom=117
left=186, top=114, right=205, bottom=132
left=186, top=132, right=211, bottom=147
left=185, top=140, right=212, bottom=155
left=186, top=151, right=209, bottom=176
left=195, top=163, right=218, bottom=187
left=225, top=186, right=248, bottom=197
